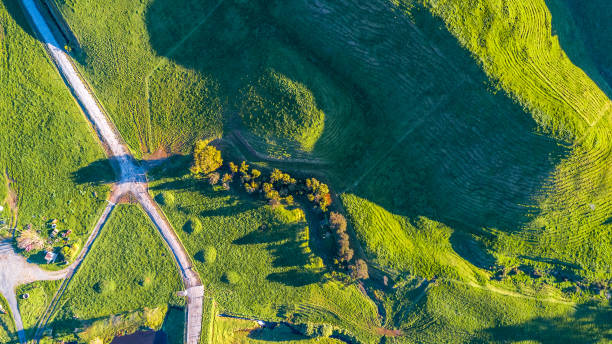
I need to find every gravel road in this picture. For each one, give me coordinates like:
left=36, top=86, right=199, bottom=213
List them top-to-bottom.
left=14, top=0, right=205, bottom=343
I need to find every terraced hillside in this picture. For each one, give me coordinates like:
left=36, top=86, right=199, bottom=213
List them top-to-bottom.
left=0, top=0, right=109, bottom=259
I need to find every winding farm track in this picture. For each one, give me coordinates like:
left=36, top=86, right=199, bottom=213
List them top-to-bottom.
left=6, top=0, right=205, bottom=343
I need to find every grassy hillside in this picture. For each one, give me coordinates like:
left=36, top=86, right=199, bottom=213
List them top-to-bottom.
left=0, top=0, right=110, bottom=260
left=39, top=0, right=611, bottom=341
left=50, top=0, right=360, bottom=160
left=239, top=67, right=325, bottom=152
left=149, top=175, right=381, bottom=343
left=49, top=205, right=183, bottom=341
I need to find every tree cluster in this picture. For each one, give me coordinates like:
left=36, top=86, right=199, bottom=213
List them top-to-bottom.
left=190, top=147, right=367, bottom=283
left=305, top=178, right=331, bottom=212
left=329, top=212, right=368, bottom=280
left=295, top=322, right=334, bottom=338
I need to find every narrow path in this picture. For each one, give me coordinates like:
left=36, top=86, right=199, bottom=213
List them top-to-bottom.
left=17, top=0, right=204, bottom=343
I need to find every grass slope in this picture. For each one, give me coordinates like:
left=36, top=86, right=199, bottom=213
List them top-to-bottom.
left=0, top=0, right=110, bottom=261
left=149, top=175, right=380, bottom=343
left=49, top=205, right=183, bottom=339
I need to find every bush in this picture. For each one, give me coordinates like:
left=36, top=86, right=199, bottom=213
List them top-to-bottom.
left=207, top=172, right=220, bottom=185
left=156, top=192, right=175, bottom=206
left=185, top=217, right=202, bottom=234
left=16, top=228, right=44, bottom=251
left=196, top=246, right=217, bottom=264
left=349, top=259, right=369, bottom=280
left=222, top=271, right=240, bottom=285
left=138, top=272, right=154, bottom=287
left=94, top=280, right=116, bottom=294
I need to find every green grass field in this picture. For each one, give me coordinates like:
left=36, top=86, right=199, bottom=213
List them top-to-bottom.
left=0, top=0, right=110, bottom=263
left=32, top=0, right=612, bottom=342
left=149, top=174, right=381, bottom=343
left=48, top=205, right=183, bottom=342
left=16, top=280, right=61, bottom=338
left=0, top=294, right=16, bottom=343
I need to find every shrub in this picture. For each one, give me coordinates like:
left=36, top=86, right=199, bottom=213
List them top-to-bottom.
left=207, top=172, right=220, bottom=185
left=156, top=192, right=175, bottom=206
left=329, top=212, right=347, bottom=232
left=185, top=217, right=202, bottom=234
left=16, top=228, right=44, bottom=251
left=337, top=232, right=354, bottom=263
left=196, top=245, right=217, bottom=264
left=350, top=259, right=369, bottom=280
left=222, top=271, right=240, bottom=285
left=138, top=273, right=153, bottom=287
left=94, top=280, right=116, bottom=294
left=296, top=322, right=334, bottom=338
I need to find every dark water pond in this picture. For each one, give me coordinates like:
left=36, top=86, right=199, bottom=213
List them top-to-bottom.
left=111, top=331, right=168, bottom=344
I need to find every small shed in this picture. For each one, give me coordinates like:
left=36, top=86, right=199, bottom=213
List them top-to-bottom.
left=45, top=250, right=58, bottom=264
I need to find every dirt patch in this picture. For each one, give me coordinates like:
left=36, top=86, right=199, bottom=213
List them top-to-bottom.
left=144, top=146, right=171, bottom=162
left=116, top=191, right=138, bottom=204
left=374, top=327, right=403, bottom=336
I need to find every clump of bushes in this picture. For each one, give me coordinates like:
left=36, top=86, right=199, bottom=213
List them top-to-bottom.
left=189, top=148, right=368, bottom=284
left=156, top=191, right=175, bottom=206
left=329, top=212, right=368, bottom=281
left=330, top=212, right=353, bottom=263
left=185, top=217, right=202, bottom=234
left=196, top=245, right=217, bottom=264
left=222, top=271, right=240, bottom=285
left=94, top=280, right=116, bottom=294
left=295, top=322, right=333, bottom=338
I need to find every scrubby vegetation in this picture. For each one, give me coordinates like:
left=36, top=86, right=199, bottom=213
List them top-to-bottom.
left=48, top=205, right=183, bottom=342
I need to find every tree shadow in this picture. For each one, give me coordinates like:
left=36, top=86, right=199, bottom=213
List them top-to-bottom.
left=3, top=0, right=36, bottom=38
left=71, top=156, right=179, bottom=186
left=71, top=158, right=116, bottom=185
left=234, top=221, right=324, bottom=287
left=266, top=269, right=325, bottom=288
left=477, top=302, right=612, bottom=343
left=246, top=323, right=307, bottom=342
